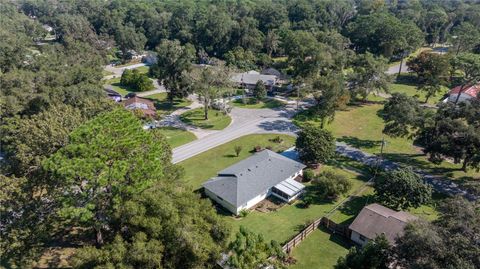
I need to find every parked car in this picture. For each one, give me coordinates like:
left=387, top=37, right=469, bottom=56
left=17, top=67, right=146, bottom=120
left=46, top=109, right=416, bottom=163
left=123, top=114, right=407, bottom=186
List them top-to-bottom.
left=125, top=92, right=137, bottom=99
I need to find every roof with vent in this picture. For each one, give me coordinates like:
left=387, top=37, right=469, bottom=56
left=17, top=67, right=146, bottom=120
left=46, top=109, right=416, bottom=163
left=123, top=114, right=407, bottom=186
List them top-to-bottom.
left=202, top=150, right=306, bottom=207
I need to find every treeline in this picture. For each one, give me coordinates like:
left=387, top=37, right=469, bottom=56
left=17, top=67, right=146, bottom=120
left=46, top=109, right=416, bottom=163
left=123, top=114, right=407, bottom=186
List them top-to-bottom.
left=19, top=0, right=480, bottom=63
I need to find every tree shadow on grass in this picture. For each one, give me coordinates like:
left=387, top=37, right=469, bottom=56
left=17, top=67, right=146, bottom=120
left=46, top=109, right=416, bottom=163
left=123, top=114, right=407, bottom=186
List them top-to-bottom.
left=395, top=74, right=418, bottom=86
left=111, top=82, right=138, bottom=92
left=153, top=98, right=191, bottom=111
left=338, top=136, right=382, bottom=150
left=382, top=152, right=468, bottom=177
left=336, top=194, right=375, bottom=225
left=319, top=226, right=352, bottom=248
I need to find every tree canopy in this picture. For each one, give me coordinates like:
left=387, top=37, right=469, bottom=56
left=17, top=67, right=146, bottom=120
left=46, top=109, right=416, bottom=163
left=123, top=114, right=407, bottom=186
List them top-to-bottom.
left=374, top=167, right=432, bottom=210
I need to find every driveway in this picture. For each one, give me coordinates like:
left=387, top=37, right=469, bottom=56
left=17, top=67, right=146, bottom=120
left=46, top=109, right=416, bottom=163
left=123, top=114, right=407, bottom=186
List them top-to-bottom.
left=386, top=61, right=409, bottom=75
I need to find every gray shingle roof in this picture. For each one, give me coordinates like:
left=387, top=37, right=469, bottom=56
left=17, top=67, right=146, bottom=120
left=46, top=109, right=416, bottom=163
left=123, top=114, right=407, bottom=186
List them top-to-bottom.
left=230, top=72, right=277, bottom=86
left=202, top=150, right=306, bottom=207
left=349, top=203, right=418, bottom=244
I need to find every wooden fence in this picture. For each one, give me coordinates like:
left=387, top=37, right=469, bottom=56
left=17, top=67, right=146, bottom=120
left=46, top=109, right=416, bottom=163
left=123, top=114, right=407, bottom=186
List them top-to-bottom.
left=282, top=168, right=376, bottom=254
left=282, top=217, right=350, bottom=254
left=320, top=217, right=351, bottom=238
left=282, top=218, right=322, bottom=253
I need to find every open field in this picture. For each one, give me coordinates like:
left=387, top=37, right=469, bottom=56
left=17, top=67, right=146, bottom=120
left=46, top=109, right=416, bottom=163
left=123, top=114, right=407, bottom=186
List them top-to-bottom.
left=295, top=103, right=480, bottom=182
left=180, top=108, right=232, bottom=130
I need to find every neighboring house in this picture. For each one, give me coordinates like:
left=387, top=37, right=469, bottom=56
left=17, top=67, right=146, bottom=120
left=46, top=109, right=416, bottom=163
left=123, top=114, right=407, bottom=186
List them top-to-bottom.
left=42, top=24, right=53, bottom=32
left=142, top=51, right=157, bottom=65
left=230, top=71, right=278, bottom=90
left=447, top=84, right=480, bottom=103
left=123, top=96, right=156, bottom=117
left=202, top=150, right=306, bottom=215
left=349, top=203, right=418, bottom=247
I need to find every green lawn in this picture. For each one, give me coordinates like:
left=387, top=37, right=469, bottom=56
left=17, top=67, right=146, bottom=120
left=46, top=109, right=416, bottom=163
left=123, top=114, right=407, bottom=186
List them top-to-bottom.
left=135, top=65, right=149, bottom=74
left=102, top=70, right=114, bottom=77
left=104, top=77, right=134, bottom=96
left=389, top=82, right=448, bottom=105
left=142, top=92, right=192, bottom=115
left=232, top=98, right=285, bottom=109
left=294, top=103, right=480, bottom=182
left=180, top=108, right=232, bottom=130
left=155, top=127, right=196, bottom=148
left=179, top=134, right=296, bottom=189
left=289, top=228, right=350, bottom=269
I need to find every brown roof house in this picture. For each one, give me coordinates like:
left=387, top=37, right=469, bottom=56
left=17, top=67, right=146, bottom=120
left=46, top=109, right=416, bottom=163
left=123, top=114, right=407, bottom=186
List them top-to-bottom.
left=123, top=96, right=156, bottom=118
left=349, top=203, right=418, bottom=247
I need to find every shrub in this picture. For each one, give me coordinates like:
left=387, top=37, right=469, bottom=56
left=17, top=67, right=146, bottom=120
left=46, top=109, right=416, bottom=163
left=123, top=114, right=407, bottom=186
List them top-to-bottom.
left=270, top=136, right=284, bottom=144
left=234, top=145, right=243, bottom=157
left=254, top=145, right=262, bottom=152
left=265, top=146, right=272, bottom=150
left=302, top=169, right=315, bottom=182
left=312, top=170, right=352, bottom=200
left=302, top=194, right=314, bottom=208
left=239, top=209, right=249, bottom=217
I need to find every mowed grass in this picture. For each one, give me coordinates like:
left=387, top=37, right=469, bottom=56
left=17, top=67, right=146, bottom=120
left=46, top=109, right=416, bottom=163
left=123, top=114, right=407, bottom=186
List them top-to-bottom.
left=104, top=77, right=133, bottom=96
left=389, top=82, right=448, bottom=104
left=142, top=92, right=192, bottom=115
left=232, top=98, right=285, bottom=109
left=295, top=103, right=479, bottom=181
left=327, top=104, right=479, bottom=180
left=180, top=108, right=232, bottom=130
left=155, top=127, right=196, bottom=148
left=179, top=134, right=296, bottom=190
left=289, top=228, right=350, bottom=269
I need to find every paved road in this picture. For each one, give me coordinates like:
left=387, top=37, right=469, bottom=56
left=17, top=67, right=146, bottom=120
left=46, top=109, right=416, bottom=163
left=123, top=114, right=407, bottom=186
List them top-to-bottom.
left=386, top=61, right=408, bottom=75
left=171, top=106, right=297, bottom=163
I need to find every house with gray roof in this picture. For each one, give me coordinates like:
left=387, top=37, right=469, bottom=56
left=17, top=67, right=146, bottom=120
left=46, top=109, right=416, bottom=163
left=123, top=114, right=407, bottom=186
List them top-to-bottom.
left=230, top=71, right=277, bottom=90
left=202, top=150, right=306, bottom=215
left=349, top=203, right=418, bottom=246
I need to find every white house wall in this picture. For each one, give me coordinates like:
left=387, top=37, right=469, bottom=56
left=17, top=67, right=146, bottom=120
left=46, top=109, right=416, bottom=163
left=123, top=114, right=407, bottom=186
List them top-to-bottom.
left=448, top=93, right=474, bottom=103
left=204, top=188, right=237, bottom=214
left=236, top=190, right=270, bottom=214
left=350, top=230, right=369, bottom=247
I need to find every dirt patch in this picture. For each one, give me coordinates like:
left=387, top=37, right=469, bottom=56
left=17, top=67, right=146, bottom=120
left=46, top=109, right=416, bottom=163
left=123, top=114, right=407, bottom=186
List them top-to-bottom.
left=254, top=196, right=286, bottom=213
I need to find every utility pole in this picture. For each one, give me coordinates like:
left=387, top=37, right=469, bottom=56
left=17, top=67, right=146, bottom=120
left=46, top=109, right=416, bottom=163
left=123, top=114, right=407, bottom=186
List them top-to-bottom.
left=296, top=87, right=300, bottom=111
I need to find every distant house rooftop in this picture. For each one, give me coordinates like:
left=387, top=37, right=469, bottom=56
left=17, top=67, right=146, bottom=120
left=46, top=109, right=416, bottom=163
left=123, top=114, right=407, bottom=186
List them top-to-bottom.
left=230, top=71, right=277, bottom=87
left=449, top=84, right=480, bottom=99
left=123, top=96, right=156, bottom=117
left=349, top=203, right=418, bottom=245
